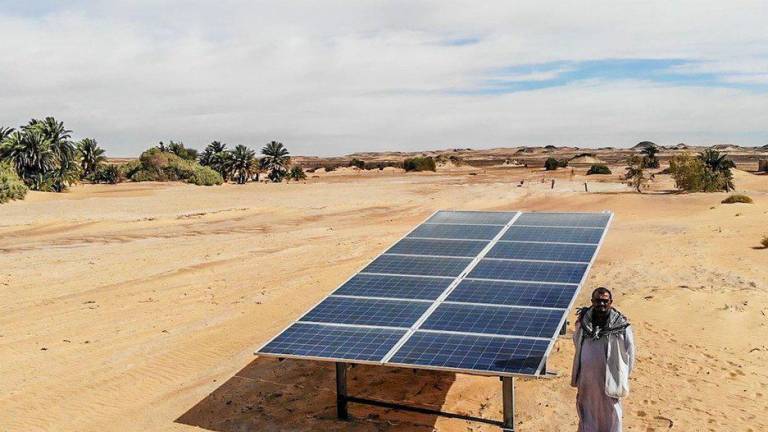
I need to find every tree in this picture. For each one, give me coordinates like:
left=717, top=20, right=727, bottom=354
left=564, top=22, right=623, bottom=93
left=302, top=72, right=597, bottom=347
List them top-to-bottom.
left=31, top=117, right=79, bottom=191
left=0, top=127, right=14, bottom=142
left=0, top=129, right=55, bottom=190
left=77, top=138, right=107, bottom=179
left=167, top=140, right=198, bottom=161
left=199, top=141, right=233, bottom=181
left=261, top=141, right=290, bottom=182
left=230, top=144, right=256, bottom=184
left=641, top=144, right=660, bottom=168
left=699, top=149, right=735, bottom=192
left=624, top=155, right=648, bottom=193
left=287, top=165, right=307, bottom=182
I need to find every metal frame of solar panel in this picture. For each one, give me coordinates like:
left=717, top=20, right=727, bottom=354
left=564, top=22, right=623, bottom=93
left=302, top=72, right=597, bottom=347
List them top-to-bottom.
left=256, top=209, right=613, bottom=378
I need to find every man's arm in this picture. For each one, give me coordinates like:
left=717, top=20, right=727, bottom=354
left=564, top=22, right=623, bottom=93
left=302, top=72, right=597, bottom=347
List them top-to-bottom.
left=625, top=326, right=636, bottom=374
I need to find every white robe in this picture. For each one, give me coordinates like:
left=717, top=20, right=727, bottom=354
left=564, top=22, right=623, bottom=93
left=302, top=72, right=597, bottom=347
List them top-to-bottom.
left=573, top=326, right=635, bottom=432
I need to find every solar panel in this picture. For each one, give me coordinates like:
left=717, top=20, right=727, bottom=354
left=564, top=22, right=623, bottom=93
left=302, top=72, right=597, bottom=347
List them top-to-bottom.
left=256, top=210, right=612, bottom=378
left=408, top=223, right=502, bottom=240
left=501, top=226, right=603, bottom=244
left=386, top=238, right=489, bottom=257
left=485, top=241, right=596, bottom=262
left=469, top=259, right=588, bottom=284
left=334, top=274, right=451, bottom=300
left=446, top=279, right=576, bottom=308
left=301, top=297, right=430, bottom=328
left=421, top=303, right=564, bottom=338
left=259, top=322, right=406, bottom=362
left=388, top=331, right=549, bottom=375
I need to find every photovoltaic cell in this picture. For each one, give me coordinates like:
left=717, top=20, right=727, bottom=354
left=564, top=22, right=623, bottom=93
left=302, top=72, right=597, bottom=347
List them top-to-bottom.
left=426, top=211, right=517, bottom=225
left=514, top=212, right=610, bottom=228
left=408, top=224, right=502, bottom=240
left=501, top=226, right=604, bottom=244
left=386, top=238, right=489, bottom=257
left=486, top=242, right=597, bottom=262
left=362, top=254, right=472, bottom=277
left=469, top=259, right=588, bottom=284
left=334, top=274, right=451, bottom=300
left=446, top=279, right=577, bottom=309
left=301, top=297, right=430, bottom=328
left=421, top=303, right=563, bottom=338
left=259, top=323, right=406, bottom=361
left=388, top=331, right=549, bottom=375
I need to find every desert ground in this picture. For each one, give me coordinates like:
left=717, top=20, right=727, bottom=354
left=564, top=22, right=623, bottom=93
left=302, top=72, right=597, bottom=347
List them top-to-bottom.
left=1, top=166, right=767, bottom=431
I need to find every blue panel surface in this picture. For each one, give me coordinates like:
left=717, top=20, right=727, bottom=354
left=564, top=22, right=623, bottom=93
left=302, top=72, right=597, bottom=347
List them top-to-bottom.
left=426, top=211, right=516, bottom=225
left=515, top=212, right=610, bottom=228
left=408, top=224, right=502, bottom=240
left=501, top=226, right=604, bottom=244
left=386, top=238, right=489, bottom=257
left=486, top=242, right=597, bottom=263
left=362, top=254, right=471, bottom=277
left=469, top=259, right=588, bottom=284
left=334, top=274, right=452, bottom=300
left=447, top=279, right=577, bottom=308
left=301, top=297, right=430, bottom=328
left=422, top=303, right=563, bottom=338
left=258, top=323, right=405, bottom=361
left=389, top=331, right=548, bottom=375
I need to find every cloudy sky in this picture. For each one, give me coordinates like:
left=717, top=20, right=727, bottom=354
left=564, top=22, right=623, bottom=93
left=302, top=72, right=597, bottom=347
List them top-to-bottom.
left=1, top=1, right=767, bottom=156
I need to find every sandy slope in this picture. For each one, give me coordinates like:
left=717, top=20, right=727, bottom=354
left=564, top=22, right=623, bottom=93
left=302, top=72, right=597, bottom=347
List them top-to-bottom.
left=1, top=170, right=767, bottom=431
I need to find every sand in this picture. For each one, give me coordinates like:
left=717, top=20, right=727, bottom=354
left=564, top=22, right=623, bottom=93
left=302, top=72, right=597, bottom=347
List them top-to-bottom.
left=1, top=169, right=767, bottom=431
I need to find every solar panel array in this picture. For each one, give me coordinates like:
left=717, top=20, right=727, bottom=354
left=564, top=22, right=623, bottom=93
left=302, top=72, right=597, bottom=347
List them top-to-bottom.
left=257, top=210, right=612, bottom=376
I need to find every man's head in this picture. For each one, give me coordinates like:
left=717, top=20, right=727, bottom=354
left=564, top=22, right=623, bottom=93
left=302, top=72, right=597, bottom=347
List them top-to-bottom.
left=591, top=287, right=613, bottom=316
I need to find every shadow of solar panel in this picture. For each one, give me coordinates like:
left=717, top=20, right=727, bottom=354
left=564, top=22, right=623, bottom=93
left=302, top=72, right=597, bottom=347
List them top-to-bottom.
left=426, top=211, right=517, bottom=225
left=515, top=212, right=610, bottom=228
left=408, top=224, right=502, bottom=240
left=501, top=226, right=603, bottom=244
left=386, top=238, right=489, bottom=257
left=486, top=242, right=597, bottom=262
left=362, top=255, right=472, bottom=277
left=469, top=259, right=588, bottom=284
left=334, top=274, right=452, bottom=300
left=447, top=279, right=576, bottom=308
left=302, top=297, right=430, bottom=327
left=422, top=303, right=563, bottom=338
left=258, top=323, right=406, bottom=361
left=388, top=331, right=548, bottom=375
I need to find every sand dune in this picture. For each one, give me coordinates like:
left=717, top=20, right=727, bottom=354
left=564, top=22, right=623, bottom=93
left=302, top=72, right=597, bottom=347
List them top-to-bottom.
left=1, top=169, right=767, bottom=431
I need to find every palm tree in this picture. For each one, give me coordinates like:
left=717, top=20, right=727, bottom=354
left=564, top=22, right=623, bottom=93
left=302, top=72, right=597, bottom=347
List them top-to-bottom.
left=30, top=117, right=79, bottom=191
left=0, top=127, right=14, bottom=143
left=0, top=129, right=55, bottom=190
left=77, top=138, right=106, bottom=178
left=199, top=141, right=226, bottom=166
left=199, top=141, right=233, bottom=180
left=261, top=141, right=290, bottom=182
left=230, top=144, right=256, bottom=184
left=641, top=145, right=660, bottom=168
left=699, top=149, right=735, bottom=191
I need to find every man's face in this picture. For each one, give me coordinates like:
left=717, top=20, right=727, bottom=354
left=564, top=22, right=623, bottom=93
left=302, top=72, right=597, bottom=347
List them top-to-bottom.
left=592, top=292, right=612, bottom=314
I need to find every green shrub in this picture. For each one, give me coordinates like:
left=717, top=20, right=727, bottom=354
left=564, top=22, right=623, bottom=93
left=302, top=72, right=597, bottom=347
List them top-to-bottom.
left=669, top=152, right=733, bottom=192
left=403, top=156, right=436, bottom=172
left=545, top=157, right=567, bottom=170
left=349, top=158, right=365, bottom=169
left=118, top=160, right=142, bottom=179
left=0, top=162, right=28, bottom=203
left=92, top=164, right=123, bottom=184
left=586, top=164, right=611, bottom=175
left=324, top=165, right=336, bottom=172
left=188, top=166, right=223, bottom=185
left=287, top=166, right=307, bottom=181
left=721, top=194, right=753, bottom=204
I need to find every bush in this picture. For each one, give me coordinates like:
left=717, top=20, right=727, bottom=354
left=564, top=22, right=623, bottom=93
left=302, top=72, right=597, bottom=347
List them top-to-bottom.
left=669, top=153, right=732, bottom=192
left=403, top=157, right=436, bottom=172
left=544, top=157, right=567, bottom=170
left=349, top=158, right=365, bottom=169
left=118, top=160, right=142, bottom=179
left=0, top=162, right=28, bottom=203
left=92, top=164, right=123, bottom=184
left=586, top=164, right=612, bottom=175
left=324, top=165, right=336, bottom=172
left=188, top=166, right=223, bottom=186
left=287, top=166, right=307, bottom=182
left=721, top=194, right=753, bottom=204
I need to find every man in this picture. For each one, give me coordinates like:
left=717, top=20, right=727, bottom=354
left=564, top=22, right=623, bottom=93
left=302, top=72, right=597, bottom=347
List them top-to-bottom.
left=571, top=287, right=635, bottom=432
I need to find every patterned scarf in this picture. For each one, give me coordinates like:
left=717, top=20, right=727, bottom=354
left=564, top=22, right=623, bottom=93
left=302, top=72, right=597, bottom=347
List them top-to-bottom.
left=577, top=306, right=630, bottom=340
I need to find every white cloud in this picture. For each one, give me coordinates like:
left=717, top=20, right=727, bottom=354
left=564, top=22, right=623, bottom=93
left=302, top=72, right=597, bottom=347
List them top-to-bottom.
left=0, top=1, right=766, bottom=156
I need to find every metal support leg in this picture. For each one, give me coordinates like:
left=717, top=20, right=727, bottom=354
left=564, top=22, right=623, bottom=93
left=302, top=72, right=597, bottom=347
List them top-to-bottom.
left=335, top=363, right=348, bottom=420
left=502, top=376, right=515, bottom=431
